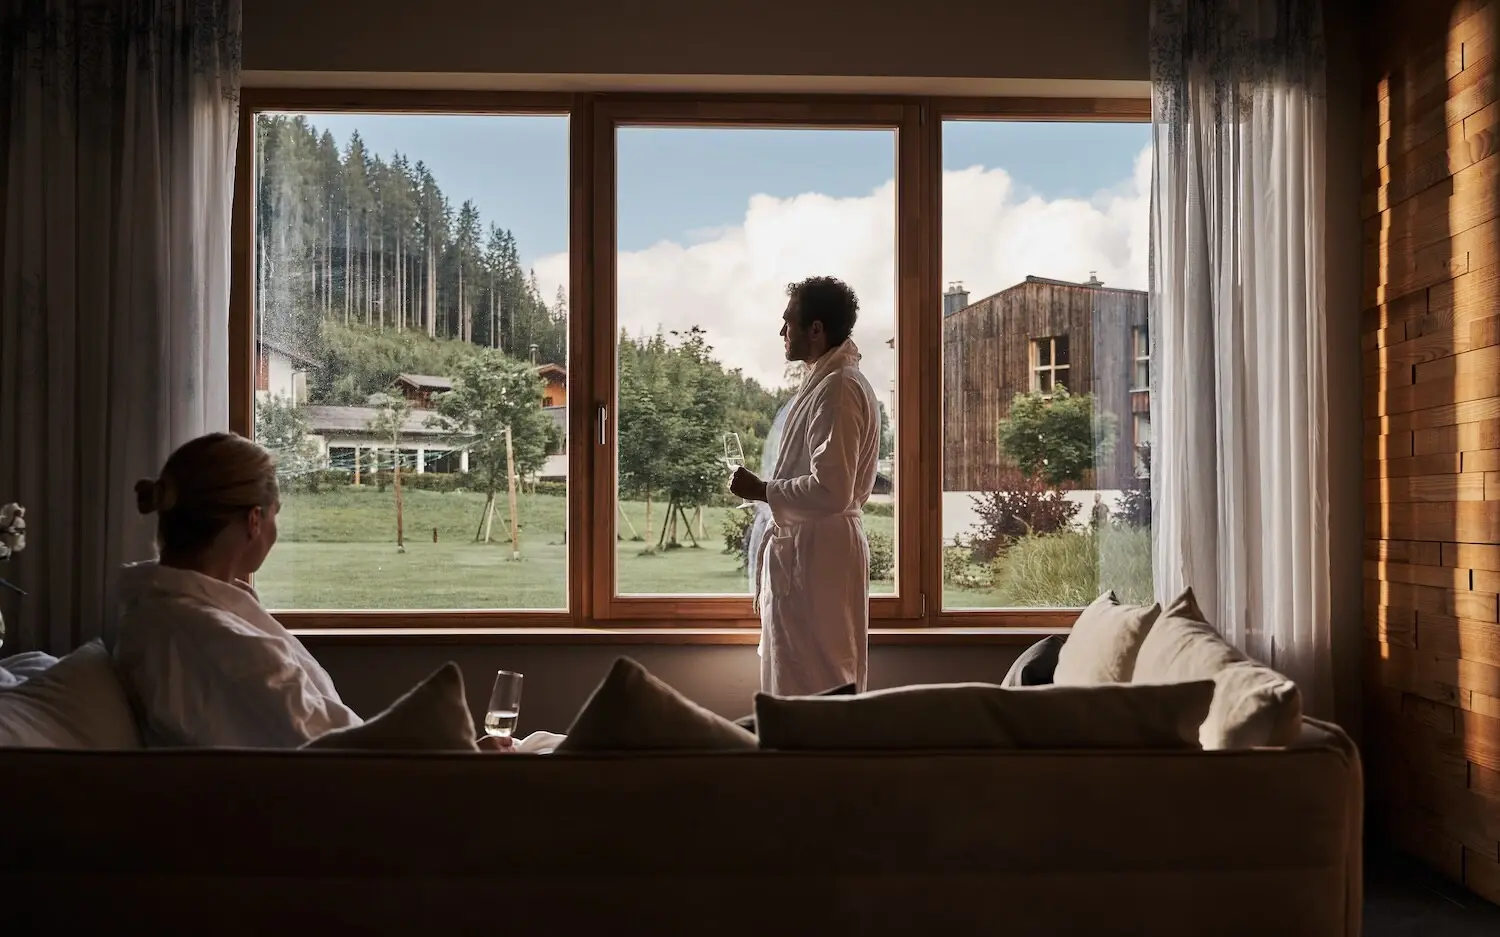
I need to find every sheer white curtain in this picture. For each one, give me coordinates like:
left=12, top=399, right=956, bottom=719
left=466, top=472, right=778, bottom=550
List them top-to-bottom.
left=0, top=0, right=241, bottom=653
left=1149, top=0, right=1332, bottom=715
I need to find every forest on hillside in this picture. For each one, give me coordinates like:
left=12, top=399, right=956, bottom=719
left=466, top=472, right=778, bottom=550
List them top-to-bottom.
left=254, top=114, right=805, bottom=471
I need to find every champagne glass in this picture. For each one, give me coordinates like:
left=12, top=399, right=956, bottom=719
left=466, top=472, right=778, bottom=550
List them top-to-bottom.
left=723, top=432, right=754, bottom=510
left=484, top=670, right=524, bottom=740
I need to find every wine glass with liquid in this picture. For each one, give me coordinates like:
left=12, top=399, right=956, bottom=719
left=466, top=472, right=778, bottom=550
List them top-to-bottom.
left=724, top=432, right=755, bottom=510
left=484, top=670, right=524, bottom=741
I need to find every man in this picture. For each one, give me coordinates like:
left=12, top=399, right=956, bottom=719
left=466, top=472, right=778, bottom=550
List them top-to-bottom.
left=730, top=276, right=881, bottom=697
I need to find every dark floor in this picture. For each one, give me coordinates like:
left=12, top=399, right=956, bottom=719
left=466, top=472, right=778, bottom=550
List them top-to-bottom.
left=1365, top=847, right=1500, bottom=935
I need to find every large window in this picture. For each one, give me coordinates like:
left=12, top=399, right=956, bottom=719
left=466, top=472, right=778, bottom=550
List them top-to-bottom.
left=233, top=93, right=1149, bottom=629
left=248, top=108, right=571, bottom=612
left=939, top=118, right=1153, bottom=612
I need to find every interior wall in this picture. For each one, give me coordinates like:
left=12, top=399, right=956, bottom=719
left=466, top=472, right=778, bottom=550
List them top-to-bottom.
left=243, top=0, right=1151, bottom=84
left=1362, top=0, right=1500, bottom=903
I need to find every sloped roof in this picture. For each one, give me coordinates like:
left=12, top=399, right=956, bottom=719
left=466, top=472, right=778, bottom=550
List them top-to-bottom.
left=258, top=338, right=320, bottom=369
left=394, top=374, right=455, bottom=391
left=304, top=405, right=455, bottom=438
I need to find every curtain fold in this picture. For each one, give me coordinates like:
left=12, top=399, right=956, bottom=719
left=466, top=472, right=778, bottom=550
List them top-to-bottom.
left=0, top=0, right=241, bottom=654
left=1149, top=0, right=1332, bottom=715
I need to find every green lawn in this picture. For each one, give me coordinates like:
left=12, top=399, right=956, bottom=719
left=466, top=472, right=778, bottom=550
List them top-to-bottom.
left=256, top=486, right=1140, bottom=610
left=260, top=487, right=903, bottom=610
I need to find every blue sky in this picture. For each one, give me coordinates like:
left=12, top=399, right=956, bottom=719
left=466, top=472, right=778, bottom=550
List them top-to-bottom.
left=294, top=114, right=1149, bottom=268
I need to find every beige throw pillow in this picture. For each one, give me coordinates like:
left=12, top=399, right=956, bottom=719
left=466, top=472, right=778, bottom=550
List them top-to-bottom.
left=1132, top=588, right=1302, bottom=749
left=1053, top=591, right=1162, bottom=685
left=0, top=640, right=142, bottom=749
left=556, top=657, right=757, bottom=753
left=303, top=662, right=477, bottom=752
left=754, top=680, right=1214, bottom=751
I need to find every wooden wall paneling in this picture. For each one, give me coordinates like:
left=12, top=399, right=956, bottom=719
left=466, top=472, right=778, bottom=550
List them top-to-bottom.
left=1365, top=0, right=1500, bottom=901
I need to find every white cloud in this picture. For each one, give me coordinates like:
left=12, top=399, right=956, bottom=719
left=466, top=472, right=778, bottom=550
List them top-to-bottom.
left=533, top=144, right=1152, bottom=413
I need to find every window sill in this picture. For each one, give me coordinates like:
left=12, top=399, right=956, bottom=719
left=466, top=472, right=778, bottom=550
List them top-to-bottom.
left=292, top=626, right=1070, bottom=647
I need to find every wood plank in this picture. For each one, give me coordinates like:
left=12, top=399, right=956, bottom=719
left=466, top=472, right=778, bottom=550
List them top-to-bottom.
left=1362, top=103, right=1500, bottom=218
left=1364, top=154, right=1500, bottom=257
left=1363, top=221, right=1473, bottom=309
left=1424, top=261, right=1500, bottom=342
left=1362, top=289, right=1430, bottom=335
left=1369, top=396, right=1500, bottom=437
left=1414, top=419, right=1500, bottom=455
left=1369, top=431, right=1415, bottom=461
left=1465, top=448, right=1500, bottom=472
left=1365, top=453, right=1463, bottom=478
left=1490, top=471, right=1500, bottom=499
left=1363, top=474, right=1489, bottom=503
left=1370, top=500, right=1500, bottom=545
left=1368, top=539, right=1445, bottom=565
left=1445, top=541, right=1500, bottom=571
left=1367, top=559, right=1473, bottom=590
left=1477, top=569, right=1500, bottom=593
left=1368, top=603, right=1419, bottom=648
left=1419, top=612, right=1500, bottom=667
left=1370, top=640, right=1468, bottom=706
left=1473, top=690, right=1500, bottom=720
left=1404, top=692, right=1460, bottom=733
left=1380, top=705, right=1470, bottom=786
left=1454, top=708, right=1500, bottom=772
left=1472, top=759, right=1500, bottom=798
left=1386, top=764, right=1500, bottom=853
left=1387, top=810, right=1467, bottom=881
left=1468, top=847, right=1500, bottom=905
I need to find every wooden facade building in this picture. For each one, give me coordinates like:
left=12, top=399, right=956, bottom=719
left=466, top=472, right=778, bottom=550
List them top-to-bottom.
left=942, top=275, right=1151, bottom=491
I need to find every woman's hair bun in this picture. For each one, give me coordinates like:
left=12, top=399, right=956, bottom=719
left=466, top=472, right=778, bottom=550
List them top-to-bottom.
left=134, top=477, right=177, bottom=515
left=134, top=479, right=158, bottom=515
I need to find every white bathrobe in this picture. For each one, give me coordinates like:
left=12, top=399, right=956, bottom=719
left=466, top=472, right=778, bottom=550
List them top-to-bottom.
left=755, top=340, right=881, bottom=697
left=110, top=561, right=361, bottom=748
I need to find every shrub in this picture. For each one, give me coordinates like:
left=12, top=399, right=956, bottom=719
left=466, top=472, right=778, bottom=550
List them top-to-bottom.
left=1116, top=443, right=1152, bottom=528
left=283, top=469, right=353, bottom=495
left=370, top=471, right=472, bottom=494
left=968, top=474, right=1080, bottom=561
left=863, top=501, right=894, bottom=518
left=721, top=508, right=756, bottom=569
left=988, top=526, right=1153, bottom=608
left=867, top=530, right=894, bottom=581
left=943, top=544, right=995, bottom=590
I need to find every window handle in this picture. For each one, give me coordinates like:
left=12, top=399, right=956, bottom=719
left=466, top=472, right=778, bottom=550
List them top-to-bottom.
left=596, top=404, right=609, bottom=447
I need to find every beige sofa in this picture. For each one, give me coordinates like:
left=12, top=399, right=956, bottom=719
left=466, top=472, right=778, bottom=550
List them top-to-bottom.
left=0, top=589, right=1362, bottom=936
left=4, top=737, right=1360, bottom=937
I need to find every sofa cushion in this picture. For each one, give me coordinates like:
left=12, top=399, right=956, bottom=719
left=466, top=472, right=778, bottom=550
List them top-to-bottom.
left=1132, top=588, right=1302, bottom=749
left=1053, top=591, right=1162, bottom=685
left=1002, top=635, right=1066, bottom=687
left=0, top=640, right=142, bottom=748
left=0, top=650, right=59, bottom=688
left=557, top=657, right=757, bottom=753
left=303, top=662, right=477, bottom=752
left=754, top=680, right=1214, bottom=751
left=733, top=682, right=856, bottom=734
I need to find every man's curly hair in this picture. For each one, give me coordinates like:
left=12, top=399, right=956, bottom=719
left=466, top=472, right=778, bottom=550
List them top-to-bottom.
left=786, top=276, right=859, bottom=347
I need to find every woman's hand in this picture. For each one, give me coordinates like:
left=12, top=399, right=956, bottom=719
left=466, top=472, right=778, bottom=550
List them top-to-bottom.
left=476, top=735, right=517, bottom=753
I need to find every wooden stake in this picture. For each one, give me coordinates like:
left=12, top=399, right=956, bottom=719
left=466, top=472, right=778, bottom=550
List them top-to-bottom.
left=505, top=425, right=521, bottom=561
left=393, top=448, right=406, bottom=552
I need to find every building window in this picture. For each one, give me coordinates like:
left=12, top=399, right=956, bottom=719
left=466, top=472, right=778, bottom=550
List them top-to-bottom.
left=233, top=92, right=1148, bottom=630
left=1132, top=325, right=1150, bottom=391
left=1030, top=335, right=1070, bottom=393
left=1133, top=412, right=1152, bottom=477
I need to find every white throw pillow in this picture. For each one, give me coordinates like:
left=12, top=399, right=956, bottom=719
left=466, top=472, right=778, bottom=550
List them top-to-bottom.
left=1132, top=588, right=1302, bottom=749
left=1053, top=591, right=1163, bottom=685
left=0, top=640, right=142, bottom=748
left=557, top=657, right=757, bottom=753
left=303, top=662, right=477, bottom=752
left=754, top=680, right=1215, bottom=751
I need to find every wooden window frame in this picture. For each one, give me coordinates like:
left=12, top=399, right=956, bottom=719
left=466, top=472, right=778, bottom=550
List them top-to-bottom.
left=230, top=89, right=1149, bottom=633
left=1131, top=324, right=1151, bottom=392
left=1029, top=335, right=1071, bottom=394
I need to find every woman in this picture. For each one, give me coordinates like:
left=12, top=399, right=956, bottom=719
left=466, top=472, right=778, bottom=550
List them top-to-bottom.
left=111, top=432, right=520, bottom=750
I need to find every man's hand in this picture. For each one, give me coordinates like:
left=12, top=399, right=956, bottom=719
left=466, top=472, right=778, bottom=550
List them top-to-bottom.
left=730, top=467, right=769, bottom=503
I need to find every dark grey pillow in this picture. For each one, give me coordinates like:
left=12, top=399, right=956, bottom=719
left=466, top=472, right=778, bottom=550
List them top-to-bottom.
left=1002, top=636, right=1066, bottom=687
left=734, top=682, right=857, bottom=734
